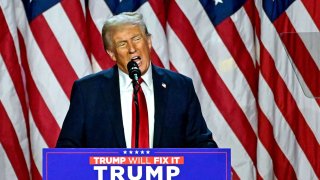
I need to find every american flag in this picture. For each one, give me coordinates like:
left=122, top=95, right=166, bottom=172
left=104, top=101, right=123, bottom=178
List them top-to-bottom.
left=0, top=0, right=319, bottom=179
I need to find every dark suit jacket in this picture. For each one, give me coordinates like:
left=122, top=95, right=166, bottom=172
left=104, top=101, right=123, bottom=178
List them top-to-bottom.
left=56, top=65, right=217, bottom=148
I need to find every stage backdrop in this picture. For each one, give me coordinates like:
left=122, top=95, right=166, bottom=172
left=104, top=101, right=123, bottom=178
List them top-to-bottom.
left=0, top=0, right=319, bottom=179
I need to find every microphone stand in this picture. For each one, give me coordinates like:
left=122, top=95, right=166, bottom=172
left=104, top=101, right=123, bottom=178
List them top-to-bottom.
left=133, top=79, right=140, bottom=148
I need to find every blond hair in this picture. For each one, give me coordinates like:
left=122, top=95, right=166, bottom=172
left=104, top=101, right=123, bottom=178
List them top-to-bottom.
left=101, top=12, right=150, bottom=50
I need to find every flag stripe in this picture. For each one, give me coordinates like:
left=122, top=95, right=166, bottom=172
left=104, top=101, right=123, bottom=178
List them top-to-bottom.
left=60, top=0, right=90, bottom=58
left=148, top=0, right=167, bottom=29
left=168, top=0, right=258, bottom=169
left=175, top=0, right=258, bottom=136
left=300, top=0, right=320, bottom=30
left=138, top=2, right=168, bottom=68
left=43, top=3, right=91, bottom=79
left=0, top=6, right=28, bottom=124
left=87, top=12, right=115, bottom=70
left=274, top=14, right=320, bottom=100
left=29, top=15, right=78, bottom=98
left=215, top=18, right=258, bottom=98
left=167, top=25, right=256, bottom=178
left=17, top=29, right=43, bottom=180
left=19, top=34, right=61, bottom=148
left=259, top=37, right=320, bottom=177
left=150, top=48, right=164, bottom=68
left=258, top=67, right=316, bottom=179
left=0, top=102, right=29, bottom=180
left=257, top=105, right=297, bottom=179
left=30, top=156, right=41, bottom=180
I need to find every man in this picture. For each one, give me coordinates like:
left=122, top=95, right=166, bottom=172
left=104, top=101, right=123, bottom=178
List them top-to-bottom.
left=56, top=12, right=217, bottom=148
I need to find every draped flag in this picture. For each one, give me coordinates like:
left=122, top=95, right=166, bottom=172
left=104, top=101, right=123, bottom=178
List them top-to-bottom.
left=0, top=0, right=319, bottom=179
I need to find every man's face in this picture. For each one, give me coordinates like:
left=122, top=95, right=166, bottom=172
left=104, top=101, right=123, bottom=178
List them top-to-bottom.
left=106, top=24, right=152, bottom=75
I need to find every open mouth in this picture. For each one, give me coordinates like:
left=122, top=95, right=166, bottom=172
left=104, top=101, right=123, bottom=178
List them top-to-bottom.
left=131, top=56, right=141, bottom=66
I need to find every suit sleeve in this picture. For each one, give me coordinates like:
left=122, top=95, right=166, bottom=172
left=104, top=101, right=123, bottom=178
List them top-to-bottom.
left=185, top=79, right=218, bottom=148
left=56, top=81, right=85, bottom=147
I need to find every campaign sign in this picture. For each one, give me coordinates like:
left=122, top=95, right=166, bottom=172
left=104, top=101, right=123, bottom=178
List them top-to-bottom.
left=43, top=148, right=230, bottom=180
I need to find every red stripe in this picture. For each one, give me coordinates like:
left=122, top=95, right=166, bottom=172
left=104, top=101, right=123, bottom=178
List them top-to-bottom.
left=61, top=0, right=90, bottom=59
left=148, top=0, right=167, bottom=29
left=168, top=0, right=258, bottom=168
left=300, top=0, right=320, bottom=30
left=245, top=4, right=298, bottom=179
left=0, top=8, right=28, bottom=127
left=1, top=9, right=36, bottom=179
left=86, top=12, right=115, bottom=70
left=274, top=14, right=320, bottom=102
left=30, top=15, right=78, bottom=98
left=215, top=18, right=258, bottom=99
left=17, top=31, right=43, bottom=180
left=20, top=34, right=60, bottom=149
left=260, top=36, right=320, bottom=177
left=151, top=48, right=164, bottom=68
left=169, top=61, right=178, bottom=72
left=0, top=102, right=30, bottom=180
left=258, top=104, right=297, bottom=179
left=31, top=158, right=42, bottom=180
left=231, top=168, right=240, bottom=180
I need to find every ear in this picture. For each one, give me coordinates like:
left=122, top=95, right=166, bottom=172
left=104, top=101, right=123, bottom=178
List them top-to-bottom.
left=147, top=35, right=152, bottom=51
left=106, top=49, right=117, bottom=62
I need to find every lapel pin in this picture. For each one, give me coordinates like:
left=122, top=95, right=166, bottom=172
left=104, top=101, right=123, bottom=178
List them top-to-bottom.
left=161, top=82, right=166, bottom=88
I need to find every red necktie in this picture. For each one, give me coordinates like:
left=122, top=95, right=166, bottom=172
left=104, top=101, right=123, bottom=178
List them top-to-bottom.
left=132, top=78, right=149, bottom=148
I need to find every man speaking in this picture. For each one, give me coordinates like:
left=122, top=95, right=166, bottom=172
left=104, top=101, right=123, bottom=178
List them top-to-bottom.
left=56, top=12, right=217, bottom=148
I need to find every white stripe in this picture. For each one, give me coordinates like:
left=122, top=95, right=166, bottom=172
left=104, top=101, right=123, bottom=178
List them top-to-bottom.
left=0, top=0, right=21, bottom=62
left=80, top=0, right=86, bottom=17
left=89, top=0, right=113, bottom=32
left=176, top=0, right=258, bottom=134
left=286, top=0, right=319, bottom=32
left=286, top=1, right=320, bottom=78
left=259, top=2, right=320, bottom=143
left=43, top=3, right=92, bottom=78
left=138, top=3, right=169, bottom=69
left=13, top=7, right=69, bottom=128
left=230, top=7, right=256, bottom=64
left=231, top=7, right=275, bottom=179
left=167, top=25, right=256, bottom=179
left=0, top=54, right=31, bottom=171
left=91, top=54, right=103, bottom=73
left=258, top=75, right=316, bottom=179
left=29, top=113, right=48, bottom=177
left=256, top=139, right=275, bottom=179
left=0, top=144, right=18, bottom=180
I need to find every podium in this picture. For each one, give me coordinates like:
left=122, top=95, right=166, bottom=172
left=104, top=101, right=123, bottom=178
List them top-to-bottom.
left=43, top=148, right=230, bottom=180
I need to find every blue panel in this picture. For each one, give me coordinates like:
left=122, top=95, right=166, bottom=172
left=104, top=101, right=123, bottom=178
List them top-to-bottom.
left=22, top=0, right=60, bottom=21
left=104, top=0, right=148, bottom=15
left=199, top=0, right=247, bottom=26
left=263, top=0, right=296, bottom=22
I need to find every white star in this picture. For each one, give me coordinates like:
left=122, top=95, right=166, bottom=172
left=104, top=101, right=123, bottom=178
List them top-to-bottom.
left=214, top=0, right=223, bottom=6
left=123, top=150, right=127, bottom=154
left=129, top=150, right=133, bottom=154
left=135, top=150, right=139, bottom=154
left=140, top=150, right=145, bottom=154
left=146, top=150, right=150, bottom=154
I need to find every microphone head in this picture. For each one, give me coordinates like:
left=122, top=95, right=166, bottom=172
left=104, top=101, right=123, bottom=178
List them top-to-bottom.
left=127, top=60, right=141, bottom=80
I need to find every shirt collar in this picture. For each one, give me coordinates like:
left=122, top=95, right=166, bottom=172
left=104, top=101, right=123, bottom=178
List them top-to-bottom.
left=118, top=63, right=153, bottom=91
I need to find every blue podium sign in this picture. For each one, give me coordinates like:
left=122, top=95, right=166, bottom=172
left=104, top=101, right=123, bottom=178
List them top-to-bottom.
left=43, top=148, right=230, bottom=180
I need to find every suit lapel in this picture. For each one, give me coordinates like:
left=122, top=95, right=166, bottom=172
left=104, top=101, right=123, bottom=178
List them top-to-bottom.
left=152, top=65, right=168, bottom=147
left=101, top=66, right=126, bottom=147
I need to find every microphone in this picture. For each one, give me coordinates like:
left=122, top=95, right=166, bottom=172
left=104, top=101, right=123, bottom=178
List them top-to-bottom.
left=127, top=60, right=141, bottom=82
left=127, top=60, right=141, bottom=148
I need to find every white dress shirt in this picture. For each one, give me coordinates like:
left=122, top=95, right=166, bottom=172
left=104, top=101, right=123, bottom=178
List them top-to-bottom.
left=118, top=64, right=155, bottom=148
